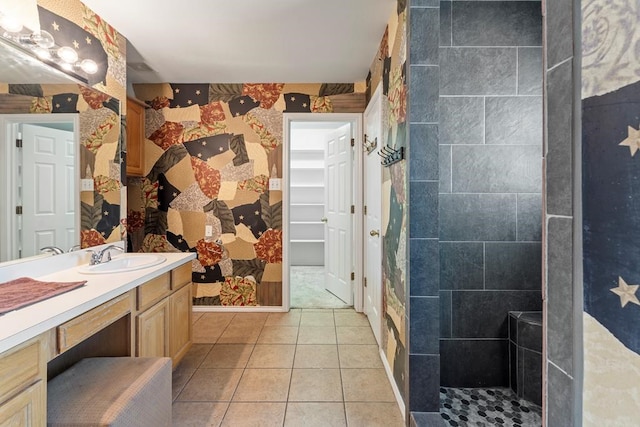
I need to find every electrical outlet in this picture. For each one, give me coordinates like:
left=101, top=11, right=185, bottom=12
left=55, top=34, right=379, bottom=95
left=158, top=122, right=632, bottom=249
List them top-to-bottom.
left=269, top=178, right=282, bottom=191
left=80, top=179, right=94, bottom=191
left=205, top=225, right=213, bottom=237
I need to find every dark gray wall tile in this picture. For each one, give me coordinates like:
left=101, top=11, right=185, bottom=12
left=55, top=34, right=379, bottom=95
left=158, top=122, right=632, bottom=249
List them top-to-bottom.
left=412, top=0, right=440, bottom=7
left=546, top=0, right=573, bottom=69
left=440, top=1, right=452, bottom=47
left=451, top=2, right=542, bottom=46
left=410, top=7, right=440, bottom=66
left=440, top=48, right=517, bottom=95
left=519, top=48, right=543, bottom=95
left=546, top=60, right=573, bottom=216
left=410, top=66, right=440, bottom=122
left=485, top=96, right=542, bottom=145
left=440, top=97, right=484, bottom=145
left=410, top=124, right=439, bottom=181
left=439, top=145, right=452, bottom=193
left=451, top=145, right=542, bottom=193
left=410, top=182, right=439, bottom=238
left=440, top=194, right=517, bottom=241
left=517, top=194, right=542, bottom=241
left=547, top=217, right=573, bottom=375
left=410, top=239, right=440, bottom=296
left=440, top=242, right=484, bottom=290
left=485, top=242, right=542, bottom=290
left=452, top=290, right=542, bottom=338
left=440, top=291, right=452, bottom=338
left=410, top=297, right=440, bottom=354
left=509, top=313, right=519, bottom=343
left=518, top=317, right=542, bottom=352
left=440, top=339, right=509, bottom=387
left=510, top=342, right=518, bottom=392
left=523, top=349, right=542, bottom=406
left=409, top=354, right=441, bottom=412
left=547, top=362, right=573, bottom=426
left=411, top=412, right=445, bottom=427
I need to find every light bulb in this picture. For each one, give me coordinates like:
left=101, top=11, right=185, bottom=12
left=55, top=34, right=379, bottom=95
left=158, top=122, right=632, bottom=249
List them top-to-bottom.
left=0, top=15, right=23, bottom=33
left=31, top=30, right=55, bottom=48
left=57, top=46, right=78, bottom=63
left=33, top=47, right=51, bottom=60
left=79, top=59, right=98, bottom=74
left=60, top=62, right=73, bottom=71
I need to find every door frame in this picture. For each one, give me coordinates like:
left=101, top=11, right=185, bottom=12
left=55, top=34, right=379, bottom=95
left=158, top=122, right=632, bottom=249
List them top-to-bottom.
left=283, top=113, right=363, bottom=312
left=0, top=114, right=80, bottom=262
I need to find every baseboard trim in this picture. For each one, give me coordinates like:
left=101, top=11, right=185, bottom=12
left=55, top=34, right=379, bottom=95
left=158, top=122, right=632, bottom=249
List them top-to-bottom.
left=379, top=347, right=407, bottom=421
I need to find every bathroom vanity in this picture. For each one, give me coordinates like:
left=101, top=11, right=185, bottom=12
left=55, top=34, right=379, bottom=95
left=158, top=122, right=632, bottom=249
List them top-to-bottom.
left=0, top=251, right=196, bottom=425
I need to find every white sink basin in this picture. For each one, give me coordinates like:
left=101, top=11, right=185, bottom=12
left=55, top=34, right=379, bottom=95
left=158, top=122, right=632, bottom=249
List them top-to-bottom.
left=77, top=254, right=166, bottom=274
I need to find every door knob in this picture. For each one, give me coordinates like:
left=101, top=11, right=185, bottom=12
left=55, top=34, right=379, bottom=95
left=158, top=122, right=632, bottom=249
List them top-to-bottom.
left=321, top=217, right=328, bottom=223
left=369, top=230, right=380, bottom=237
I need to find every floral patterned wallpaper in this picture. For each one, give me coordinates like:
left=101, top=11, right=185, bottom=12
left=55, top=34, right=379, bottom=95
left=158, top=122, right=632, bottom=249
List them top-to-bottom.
left=366, top=0, right=408, bottom=400
left=0, top=1, right=126, bottom=249
left=129, top=83, right=365, bottom=306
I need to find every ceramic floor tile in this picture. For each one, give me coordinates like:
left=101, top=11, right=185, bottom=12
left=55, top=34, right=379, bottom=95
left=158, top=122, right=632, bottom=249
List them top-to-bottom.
left=265, top=310, right=301, bottom=326
left=334, top=310, right=370, bottom=327
left=300, top=311, right=336, bottom=326
left=192, top=312, right=205, bottom=324
left=230, top=312, right=269, bottom=326
left=193, top=317, right=229, bottom=343
left=217, top=324, right=263, bottom=344
left=257, top=326, right=299, bottom=344
left=298, top=326, right=337, bottom=344
left=336, top=326, right=377, bottom=345
left=178, top=344, right=212, bottom=370
left=200, top=344, right=255, bottom=369
left=293, top=344, right=340, bottom=369
left=246, top=345, right=296, bottom=369
left=338, top=345, right=383, bottom=369
left=172, top=366, right=195, bottom=401
left=289, top=368, right=343, bottom=402
left=176, top=369, right=243, bottom=402
left=232, top=369, right=292, bottom=402
left=341, top=369, right=396, bottom=402
left=172, top=401, right=228, bottom=427
left=221, top=402, right=286, bottom=427
left=284, top=402, right=347, bottom=427
left=345, top=402, right=405, bottom=427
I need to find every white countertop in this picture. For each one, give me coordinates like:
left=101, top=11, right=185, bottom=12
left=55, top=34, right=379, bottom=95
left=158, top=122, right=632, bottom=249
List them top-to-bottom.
left=0, top=251, right=195, bottom=355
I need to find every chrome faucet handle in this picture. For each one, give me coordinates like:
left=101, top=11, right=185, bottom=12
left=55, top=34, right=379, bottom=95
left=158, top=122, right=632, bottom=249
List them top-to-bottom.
left=68, top=244, right=82, bottom=252
left=90, top=245, right=124, bottom=265
left=40, top=246, right=64, bottom=255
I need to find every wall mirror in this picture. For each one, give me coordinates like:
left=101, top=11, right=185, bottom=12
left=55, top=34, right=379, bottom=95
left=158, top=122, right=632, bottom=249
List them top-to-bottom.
left=0, top=37, right=121, bottom=264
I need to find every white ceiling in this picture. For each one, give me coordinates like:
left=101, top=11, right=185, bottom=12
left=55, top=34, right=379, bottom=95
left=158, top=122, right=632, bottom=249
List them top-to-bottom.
left=81, top=0, right=396, bottom=84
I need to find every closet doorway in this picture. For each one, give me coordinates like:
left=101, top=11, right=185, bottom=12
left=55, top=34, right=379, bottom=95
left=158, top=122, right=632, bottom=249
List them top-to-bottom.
left=283, top=114, right=363, bottom=310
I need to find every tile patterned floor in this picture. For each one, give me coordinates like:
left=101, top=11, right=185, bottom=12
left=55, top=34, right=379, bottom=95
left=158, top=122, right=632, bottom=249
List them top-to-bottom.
left=174, top=308, right=404, bottom=426
left=440, top=387, right=542, bottom=427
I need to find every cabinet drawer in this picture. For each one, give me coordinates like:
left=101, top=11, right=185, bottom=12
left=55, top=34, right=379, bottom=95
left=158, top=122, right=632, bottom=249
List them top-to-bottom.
left=171, top=262, right=192, bottom=291
left=137, top=273, right=171, bottom=311
left=58, top=292, right=132, bottom=353
left=0, top=336, right=46, bottom=405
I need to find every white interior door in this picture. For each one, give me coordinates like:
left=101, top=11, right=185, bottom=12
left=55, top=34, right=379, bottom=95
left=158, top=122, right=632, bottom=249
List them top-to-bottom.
left=363, top=87, right=383, bottom=345
left=324, top=123, right=353, bottom=304
left=21, top=124, right=76, bottom=257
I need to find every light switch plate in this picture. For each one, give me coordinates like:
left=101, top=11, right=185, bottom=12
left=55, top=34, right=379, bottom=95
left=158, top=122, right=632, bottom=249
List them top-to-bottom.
left=269, top=178, right=282, bottom=191
left=80, top=179, right=94, bottom=191
left=205, top=225, right=213, bottom=237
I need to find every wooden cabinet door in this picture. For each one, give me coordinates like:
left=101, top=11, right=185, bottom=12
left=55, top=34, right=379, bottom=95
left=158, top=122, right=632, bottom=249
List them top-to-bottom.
left=125, top=97, right=145, bottom=176
left=169, top=284, right=192, bottom=366
left=136, top=298, right=169, bottom=357
left=0, top=381, right=45, bottom=427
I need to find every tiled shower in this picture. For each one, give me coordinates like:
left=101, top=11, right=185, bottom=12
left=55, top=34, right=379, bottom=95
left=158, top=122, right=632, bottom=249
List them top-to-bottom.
left=437, top=0, right=544, bottom=412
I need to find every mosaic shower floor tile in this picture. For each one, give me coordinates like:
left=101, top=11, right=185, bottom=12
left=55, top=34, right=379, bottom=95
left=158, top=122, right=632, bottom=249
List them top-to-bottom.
left=440, top=387, right=542, bottom=426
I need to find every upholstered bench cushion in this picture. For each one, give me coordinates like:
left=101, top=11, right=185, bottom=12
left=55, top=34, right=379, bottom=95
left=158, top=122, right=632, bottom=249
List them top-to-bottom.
left=48, top=357, right=171, bottom=427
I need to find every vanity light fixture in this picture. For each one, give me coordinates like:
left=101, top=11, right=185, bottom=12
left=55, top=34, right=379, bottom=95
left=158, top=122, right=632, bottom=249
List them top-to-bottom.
left=0, top=11, right=99, bottom=77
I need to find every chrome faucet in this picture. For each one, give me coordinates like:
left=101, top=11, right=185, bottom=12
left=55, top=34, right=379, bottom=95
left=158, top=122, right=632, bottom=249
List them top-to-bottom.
left=90, top=245, right=124, bottom=265
left=40, top=246, right=64, bottom=255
